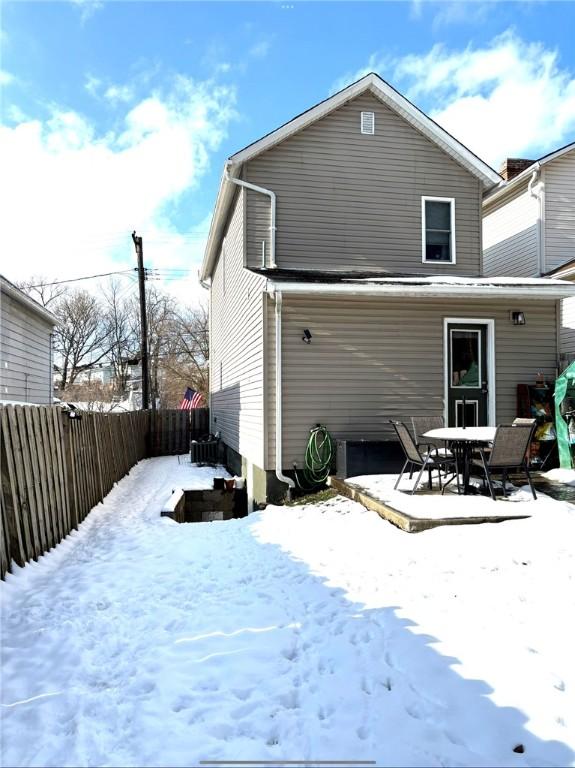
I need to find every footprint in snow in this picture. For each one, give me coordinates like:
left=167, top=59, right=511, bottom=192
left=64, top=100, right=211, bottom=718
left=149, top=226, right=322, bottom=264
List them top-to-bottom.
left=281, top=646, right=298, bottom=662
left=357, top=726, right=369, bottom=741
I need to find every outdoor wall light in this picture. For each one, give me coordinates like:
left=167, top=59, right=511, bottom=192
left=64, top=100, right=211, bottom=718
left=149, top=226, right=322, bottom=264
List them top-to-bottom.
left=510, top=311, right=526, bottom=326
left=302, top=329, right=312, bottom=344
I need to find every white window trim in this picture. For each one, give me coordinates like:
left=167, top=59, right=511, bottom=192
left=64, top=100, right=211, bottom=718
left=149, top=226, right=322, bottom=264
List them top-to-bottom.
left=421, top=196, right=456, bottom=265
left=443, top=318, right=496, bottom=427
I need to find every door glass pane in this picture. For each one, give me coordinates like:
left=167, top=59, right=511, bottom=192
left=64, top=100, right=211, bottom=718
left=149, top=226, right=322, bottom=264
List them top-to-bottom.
left=451, top=330, right=480, bottom=387
left=456, top=400, right=478, bottom=427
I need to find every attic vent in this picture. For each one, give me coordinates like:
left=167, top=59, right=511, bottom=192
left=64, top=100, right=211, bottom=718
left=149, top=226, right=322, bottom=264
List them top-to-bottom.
left=360, top=111, right=375, bottom=135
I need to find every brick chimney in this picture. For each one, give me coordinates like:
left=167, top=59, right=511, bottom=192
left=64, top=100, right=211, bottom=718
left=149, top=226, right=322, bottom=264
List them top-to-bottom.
left=499, top=158, right=535, bottom=181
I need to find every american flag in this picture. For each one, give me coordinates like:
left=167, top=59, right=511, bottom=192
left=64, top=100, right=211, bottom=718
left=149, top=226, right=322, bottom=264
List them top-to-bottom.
left=179, top=387, right=204, bottom=410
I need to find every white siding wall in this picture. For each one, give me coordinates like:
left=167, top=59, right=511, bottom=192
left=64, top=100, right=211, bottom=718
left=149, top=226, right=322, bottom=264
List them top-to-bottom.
left=544, top=150, right=575, bottom=272
left=483, top=181, right=539, bottom=276
left=209, top=189, right=267, bottom=467
left=0, top=292, right=53, bottom=404
left=266, top=296, right=557, bottom=469
left=560, top=296, right=575, bottom=362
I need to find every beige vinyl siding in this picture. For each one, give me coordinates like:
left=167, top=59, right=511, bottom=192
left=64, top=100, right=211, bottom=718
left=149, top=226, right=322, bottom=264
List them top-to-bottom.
left=244, top=92, right=482, bottom=276
left=544, top=150, right=575, bottom=272
left=482, top=181, right=539, bottom=277
left=209, top=189, right=267, bottom=467
left=0, top=293, right=53, bottom=404
left=560, top=295, right=575, bottom=362
left=265, top=296, right=557, bottom=469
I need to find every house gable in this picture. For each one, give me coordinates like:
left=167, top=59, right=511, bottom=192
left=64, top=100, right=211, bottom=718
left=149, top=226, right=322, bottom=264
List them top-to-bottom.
left=201, top=73, right=500, bottom=280
left=243, top=91, right=485, bottom=275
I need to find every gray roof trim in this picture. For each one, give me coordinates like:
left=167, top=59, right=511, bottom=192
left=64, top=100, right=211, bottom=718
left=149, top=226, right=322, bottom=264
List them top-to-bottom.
left=201, top=72, right=501, bottom=280
left=484, top=140, right=575, bottom=207
left=0, top=275, right=60, bottom=326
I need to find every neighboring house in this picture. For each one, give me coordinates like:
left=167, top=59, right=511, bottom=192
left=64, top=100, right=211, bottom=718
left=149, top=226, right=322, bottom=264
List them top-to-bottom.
left=201, top=73, right=575, bottom=503
left=482, top=142, right=575, bottom=364
left=545, top=258, right=575, bottom=365
left=0, top=275, right=58, bottom=405
left=73, top=362, right=116, bottom=387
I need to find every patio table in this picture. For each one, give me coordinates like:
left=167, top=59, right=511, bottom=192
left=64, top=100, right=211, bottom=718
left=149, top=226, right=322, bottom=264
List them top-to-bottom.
left=423, top=427, right=497, bottom=495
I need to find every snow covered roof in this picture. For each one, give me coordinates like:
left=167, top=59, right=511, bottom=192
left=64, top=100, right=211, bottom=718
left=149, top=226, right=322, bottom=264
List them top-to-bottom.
left=201, top=72, right=502, bottom=281
left=265, top=273, right=575, bottom=300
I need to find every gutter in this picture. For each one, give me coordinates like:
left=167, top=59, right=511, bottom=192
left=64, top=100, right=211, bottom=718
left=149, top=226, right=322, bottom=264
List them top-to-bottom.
left=224, top=166, right=277, bottom=269
left=264, top=279, right=575, bottom=301
left=273, top=291, right=295, bottom=500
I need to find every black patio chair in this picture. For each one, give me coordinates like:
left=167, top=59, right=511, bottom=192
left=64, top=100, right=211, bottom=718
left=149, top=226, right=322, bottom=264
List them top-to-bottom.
left=412, top=414, right=443, bottom=444
left=472, top=417, right=537, bottom=461
left=391, top=420, right=455, bottom=495
left=471, top=423, right=537, bottom=501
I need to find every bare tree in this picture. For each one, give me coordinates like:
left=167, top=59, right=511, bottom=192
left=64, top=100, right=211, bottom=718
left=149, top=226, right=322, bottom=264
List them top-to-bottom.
left=16, top=275, right=69, bottom=308
left=102, top=279, right=139, bottom=395
left=53, top=290, right=112, bottom=390
left=61, top=381, right=115, bottom=411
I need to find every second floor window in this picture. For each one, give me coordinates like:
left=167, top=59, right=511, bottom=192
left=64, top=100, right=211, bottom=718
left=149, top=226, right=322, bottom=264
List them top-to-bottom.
left=422, top=197, right=456, bottom=264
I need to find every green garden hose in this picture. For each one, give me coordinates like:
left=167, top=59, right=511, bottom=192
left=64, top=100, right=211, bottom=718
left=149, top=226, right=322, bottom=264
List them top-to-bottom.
left=295, top=424, right=336, bottom=490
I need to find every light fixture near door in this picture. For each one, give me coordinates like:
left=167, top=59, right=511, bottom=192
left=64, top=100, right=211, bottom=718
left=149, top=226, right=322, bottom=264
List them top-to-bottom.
left=510, top=311, right=526, bottom=326
left=302, top=329, right=312, bottom=344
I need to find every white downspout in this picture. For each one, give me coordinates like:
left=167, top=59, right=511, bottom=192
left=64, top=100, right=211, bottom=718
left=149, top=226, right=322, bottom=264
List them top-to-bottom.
left=528, top=163, right=544, bottom=275
left=224, top=167, right=277, bottom=269
left=274, top=292, right=295, bottom=500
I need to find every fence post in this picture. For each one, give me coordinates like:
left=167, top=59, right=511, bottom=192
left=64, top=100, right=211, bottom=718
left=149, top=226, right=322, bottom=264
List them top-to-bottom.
left=60, top=412, right=78, bottom=530
left=92, top=415, right=105, bottom=502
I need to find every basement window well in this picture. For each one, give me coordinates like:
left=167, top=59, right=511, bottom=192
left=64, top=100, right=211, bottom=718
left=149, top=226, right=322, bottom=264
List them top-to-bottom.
left=161, top=481, right=248, bottom=523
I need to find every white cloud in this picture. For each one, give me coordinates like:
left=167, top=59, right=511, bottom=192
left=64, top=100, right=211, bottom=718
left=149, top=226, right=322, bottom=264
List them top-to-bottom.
left=70, top=0, right=104, bottom=24
left=429, top=2, right=490, bottom=31
left=333, top=31, right=575, bottom=168
left=248, top=40, right=271, bottom=60
left=0, top=69, right=15, bottom=86
left=0, top=75, right=236, bottom=307
left=85, top=75, right=135, bottom=105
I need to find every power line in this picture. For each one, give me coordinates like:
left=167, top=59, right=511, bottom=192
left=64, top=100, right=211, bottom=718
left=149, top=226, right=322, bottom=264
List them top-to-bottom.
left=30, top=270, right=134, bottom=288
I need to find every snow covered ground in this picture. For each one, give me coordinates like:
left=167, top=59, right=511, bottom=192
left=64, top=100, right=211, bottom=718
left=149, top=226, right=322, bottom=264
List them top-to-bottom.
left=2, top=457, right=575, bottom=767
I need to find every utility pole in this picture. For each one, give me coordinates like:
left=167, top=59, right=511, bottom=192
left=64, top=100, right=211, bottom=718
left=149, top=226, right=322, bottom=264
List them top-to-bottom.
left=132, top=231, right=150, bottom=410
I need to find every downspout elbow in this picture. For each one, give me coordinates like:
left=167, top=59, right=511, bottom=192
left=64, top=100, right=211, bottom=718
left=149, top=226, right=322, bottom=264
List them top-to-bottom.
left=224, top=167, right=277, bottom=270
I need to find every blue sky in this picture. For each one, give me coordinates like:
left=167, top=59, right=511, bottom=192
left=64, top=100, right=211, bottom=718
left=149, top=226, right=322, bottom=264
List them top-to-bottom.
left=2, top=1, right=575, bottom=303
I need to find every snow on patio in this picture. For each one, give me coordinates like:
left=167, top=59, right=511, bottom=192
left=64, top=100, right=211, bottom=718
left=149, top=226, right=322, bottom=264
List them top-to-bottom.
left=2, top=456, right=575, bottom=767
left=346, top=472, right=543, bottom=520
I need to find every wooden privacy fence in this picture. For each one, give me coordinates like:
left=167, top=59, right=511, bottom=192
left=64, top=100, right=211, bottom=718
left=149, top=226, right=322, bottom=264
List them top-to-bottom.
left=0, top=406, right=205, bottom=579
left=149, top=408, right=209, bottom=456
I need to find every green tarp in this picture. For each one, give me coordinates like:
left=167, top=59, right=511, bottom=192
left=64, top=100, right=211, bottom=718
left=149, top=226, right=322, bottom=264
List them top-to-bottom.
left=554, top=361, right=575, bottom=469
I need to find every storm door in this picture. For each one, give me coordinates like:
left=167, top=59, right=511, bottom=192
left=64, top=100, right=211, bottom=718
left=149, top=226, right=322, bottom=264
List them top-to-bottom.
left=446, top=323, right=488, bottom=427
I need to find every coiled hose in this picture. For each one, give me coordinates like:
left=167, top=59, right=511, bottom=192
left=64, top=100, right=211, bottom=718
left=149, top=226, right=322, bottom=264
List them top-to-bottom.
left=295, top=424, right=336, bottom=490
